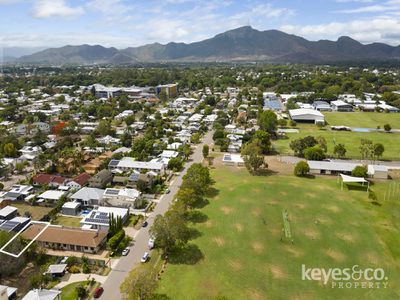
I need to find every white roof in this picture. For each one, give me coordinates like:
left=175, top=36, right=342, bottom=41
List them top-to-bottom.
left=331, top=100, right=352, bottom=107
left=289, top=109, right=324, bottom=117
left=223, top=154, right=244, bottom=164
left=116, top=157, right=164, bottom=170
left=308, top=160, right=360, bottom=172
left=368, top=165, right=389, bottom=175
left=340, top=174, right=368, bottom=183
left=70, top=187, right=105, bottom=202
left=104, top=188, right=140, bottom=200
left=39, top=190, right=65, bottom=200
left=62, top=201, right=81, bottom=209
left=0, top=206, right=17, bottom=217
left=97, top=206, right=128, bottom=217
left=47, top=264, right=67, bottom=274
left=22, top=289, right=61, bottom=300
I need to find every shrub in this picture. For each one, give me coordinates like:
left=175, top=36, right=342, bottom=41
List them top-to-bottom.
left=304, top=146, right=325, bottom=161
left=294, top=161, right=310, bottom=177
left=351, top=166, right=368, bottom=178
left=66, top=256, right=77, bottom=267
left=82, top=263, right=91, bottom=274
left=69, top=265, right=80, bottom=273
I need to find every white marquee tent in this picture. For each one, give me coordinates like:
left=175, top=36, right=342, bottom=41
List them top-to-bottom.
left=338, top=174, right=369, bottom=192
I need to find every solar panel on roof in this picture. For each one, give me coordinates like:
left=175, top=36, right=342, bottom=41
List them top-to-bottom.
left=224, top=156, right=231, bottom=161
left=108, top=160, right=120, bottom=166
left=105, top=189, right=119, bottom=195
left=0, top=221, right=18, bottom=231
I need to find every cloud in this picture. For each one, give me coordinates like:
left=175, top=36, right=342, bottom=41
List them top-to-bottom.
left=32, top=0, right=84, bottom=19
left=336, top=0, right=400, bottom=13
left=280, top=16, right=400, bottom=45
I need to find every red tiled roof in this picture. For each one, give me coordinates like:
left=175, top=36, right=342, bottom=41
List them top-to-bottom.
left=32, top=173, right=67, bottom=185
left=73, top=173, right=91, bottom=186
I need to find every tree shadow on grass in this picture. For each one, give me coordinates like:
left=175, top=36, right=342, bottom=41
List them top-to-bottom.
left=253, top=169, right=278, bottom=177
left=346, top=184, right=369, bottom=192
left=206, top=187, right=219, bottom=198
left=193, top=198, right=210, bottom=209
left=187, top=210, right=208, bottom=223
left=187, top=228, right=203, bottom=240
left=169, top=244, right=204, bottom=265
left=151, top=294, right=172, bottom=300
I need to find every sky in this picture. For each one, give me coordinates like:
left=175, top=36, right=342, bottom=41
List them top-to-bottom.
left=1, top=0, right=400, bottom=54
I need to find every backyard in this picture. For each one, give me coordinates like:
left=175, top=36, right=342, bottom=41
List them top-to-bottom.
left=158, top=166, right=400, bottom=300
left=11, top=203, right=52, bottom=220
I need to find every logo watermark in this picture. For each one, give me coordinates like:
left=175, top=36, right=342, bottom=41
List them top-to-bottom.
left=301, top=264, right=389, bottom=289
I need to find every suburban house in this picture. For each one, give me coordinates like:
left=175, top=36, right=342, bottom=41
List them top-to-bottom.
left=331, top=100, right=353, bottom=112
left=312, top=101, right=332, bottom=111
left=289, top=109, right=325, bottom=124
left=222, top=154, right=245, bottom=166
left=108, top=157, right=165, bottom=175
left=307, top=160, right=361, bottom=175
left=367, top=165, right=389, bottom=179
left=88, top=170, right=113, bottom=189
left=127, top=172, right=154, bottom=188
left=66, top=173, right=91, bottom=190
left=32, top=174, right=67, bottom=187
left=0, top=185, right=33, bottom=201
left=70, top=187, right=105, bottom=207
left=102, top=188, right=141, bottom=208
left=38, top=190, right=66, bottom=203
left=61, top=202, right=81, bottom=216
left=0, top=206, right=18, bottom=221
left=80, top=206, right=129, bottom=230
left=0, top=217, right=30, bottom=232
left=21, top=224, right=107, bottom=254
left=46, top=264, right=67, bottom=278
left=0, top=285, right=17, bottom=300
left=22, top=289, right=61, bottom=300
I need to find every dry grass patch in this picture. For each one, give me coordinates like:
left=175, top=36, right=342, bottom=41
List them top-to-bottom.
left=280, top=191, right=288, bottom=196
left=239, top=198, right=249, bottom=204
left=294, top=202, right=307, bottom=209
left=324, top=204, right=341, bottom=213
left=220, top=206, right=234, bottom=215
left=251, top=208, right=262, bottom=217
left=315, top=216, right=333, bottom=225
left=204, top=220, right=214, bottom=228
left=235, top=223, right=243, bottom=232
left=302, top=227, right=320, bottom=240
left=335, top=232, right=355, bottom=243
left=212, top=236, right=226, bottom=247
left=251, top=241, right=265, bottom=254
left=283, top=245, right=304, bottom=258
left=325, top=248, right=346, bottom=262
left=364, top=252, right=382, bottom=265
left=228, top=259, right=242, bottom=271
left=269, top=265, right=287, bottom=279
left=246, top=288, right=265, bottom=300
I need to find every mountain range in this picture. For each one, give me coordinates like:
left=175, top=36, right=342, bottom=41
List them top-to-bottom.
left=13, top=26, right=400, bottom=65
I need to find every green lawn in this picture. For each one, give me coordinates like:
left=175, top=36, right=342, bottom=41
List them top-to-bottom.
left=325, top=112, right=400, bottom=128
left=274, top=128, right=400, bottom=160
left=158, top=166, right=400, bottom=300
left=11, top=203, right=52, bottom=220
left=53, top=215, right=82, bottom=227
left=61, top=282, right=84, bottom=300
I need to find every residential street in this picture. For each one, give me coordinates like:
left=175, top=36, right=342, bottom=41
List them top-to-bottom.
left=99, top=130, right=214, bottom=300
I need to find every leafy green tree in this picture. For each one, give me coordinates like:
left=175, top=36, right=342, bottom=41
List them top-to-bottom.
left=258, top=110, right=277, bottom=134
left=384, top=124, right=392, bottom=132
left=252, top=130, right=272, bottom=154
left=289, top=136, right=318, bottom=157
left=316, top=136, right=327, bottom=153
left=359, top=139, right=374, bottom=160
left=241, top=140, right=265, bottom=172
left=3, top=143, right=17, bottom=157
left=373, top=143, right=384, bottom=159
left=202, top=144, right=209, bottom=159
left=333, top=144, right=347, bottom=158
left=304, top=146, right=326, bottom=161
left=167, top=157, right=183, bottom=171
left=294, top=161, right=310, bottom=176
left=181, top=163, right=211, bottom=196
left=352, top=166, right=368, bottom=178
left=121, top=269, right=158, bottom=300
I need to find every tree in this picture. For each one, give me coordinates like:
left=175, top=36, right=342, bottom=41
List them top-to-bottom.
left=258, top=110, right=277, bottom=134
left=384, top=124, right=392, bottom=133
left=213, top=129, right=225, bottom=141
left=252, top=130, right=272, bottom=154
left=289, top=136, right=318, bottom=157
left=316, top=136, right=327, bottom=153
left=359, top=139, right=374, bottom=160
left=241, top=140, right=265, bottom=172
left=3, top=143, right=17, bottom=157
left=373, top=143, right=385, bottom=159
left=202, top=144, right=209, bottom=159
left=333, top=144, right=347, bottom=158
left=304, top=146, right=326, bottom=161
left=167, top=157, right=183, bottom=171
left=294, top=161, right=310, bottom=177
left=181, top=163, right=211, bottom=196
left=352, top=165, right=368, bottom=178
left=176, top=187, right=200, bottom=209
left=150, top=210, right=190, bottom=257
left=121, top=269, right=158, bottom=300
left=76, top=285, right=88, bottom=298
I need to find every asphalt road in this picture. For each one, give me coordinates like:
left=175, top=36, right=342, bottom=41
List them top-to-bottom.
left=99, top=130, right=214, bottom=300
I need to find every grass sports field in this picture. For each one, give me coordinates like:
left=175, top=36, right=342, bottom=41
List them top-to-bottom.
left=324, top=112, right=400, bottom=128
left=274, top=128, right=400, bottom=160
left=158, top=166, right=400, bottom=300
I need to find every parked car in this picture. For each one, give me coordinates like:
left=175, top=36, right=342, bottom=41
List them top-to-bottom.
left=165, top=188, right=170, bottom=194
left=142, top=220, right=148, bottom=227
left=148, top=238, right=155, bottom=249
left=122, top=247, right=130, bottom=256
left=141, top=252, right=150, bottom=263
left=93, top=287, right=104, bottom=298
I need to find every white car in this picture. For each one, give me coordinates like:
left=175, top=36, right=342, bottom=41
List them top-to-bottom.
left=148, top=238, right=155, bottom=249
left=121, top=247, right=130, bottom=256
left=141, top=252, right=150, bottom=263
